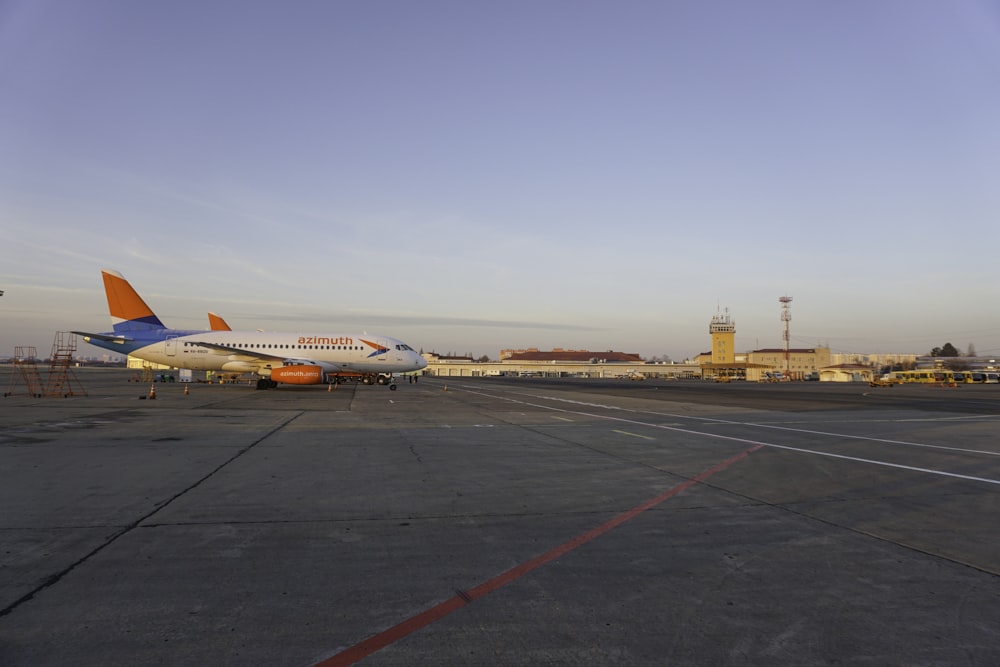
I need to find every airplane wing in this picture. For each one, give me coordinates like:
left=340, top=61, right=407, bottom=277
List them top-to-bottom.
left=185, top=340, right=287, bottom=363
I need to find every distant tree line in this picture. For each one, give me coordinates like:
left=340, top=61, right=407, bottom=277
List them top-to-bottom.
left=927, top=342, right=981, bottom=371
left=928, top=342, right=977, bottom=358
left=929, top=342, right=960, bottom=357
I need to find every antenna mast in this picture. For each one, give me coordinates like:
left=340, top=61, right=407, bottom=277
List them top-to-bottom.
left=779, top=296, right=792, bottom=377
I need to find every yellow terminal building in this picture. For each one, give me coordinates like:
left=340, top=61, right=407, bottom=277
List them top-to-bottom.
left=696, top=309, right=834, bottom=381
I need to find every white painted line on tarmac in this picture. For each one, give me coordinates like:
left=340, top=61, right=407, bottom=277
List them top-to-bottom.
left=451, top=385, right=1000, bottom=487
left=517, top=391, right=1000, bottom=458
left=658, top=413, right=1000, bottom=457
left=613, top=429, right=655, bottom=440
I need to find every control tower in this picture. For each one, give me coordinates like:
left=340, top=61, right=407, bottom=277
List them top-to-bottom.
left=709, top=309, right=736, bottom=365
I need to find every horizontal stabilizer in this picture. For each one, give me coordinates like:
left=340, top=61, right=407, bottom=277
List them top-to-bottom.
left=71, top=331, right=131, bottom=344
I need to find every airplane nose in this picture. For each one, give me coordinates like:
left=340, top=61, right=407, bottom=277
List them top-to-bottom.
left=416, top=354, right=428, bottom=369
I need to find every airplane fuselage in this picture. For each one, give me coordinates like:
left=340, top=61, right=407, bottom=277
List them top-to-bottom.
left=83, top=329, right=426, bottom=379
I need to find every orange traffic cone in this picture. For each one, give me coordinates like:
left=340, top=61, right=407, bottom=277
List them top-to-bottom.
left=149, top=383, right=157, bottom=400
left=184, top=384, right=190, bottom=396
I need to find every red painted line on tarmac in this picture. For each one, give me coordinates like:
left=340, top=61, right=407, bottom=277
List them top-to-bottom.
left=313, top=443, right=764, bottom=667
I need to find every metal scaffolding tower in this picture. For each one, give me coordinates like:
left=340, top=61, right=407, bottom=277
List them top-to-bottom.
left=44, top=332, right=87, bottom=397
left=4, top=334, right=88, bottom=398
left=5, top=346, right=44, bottom=397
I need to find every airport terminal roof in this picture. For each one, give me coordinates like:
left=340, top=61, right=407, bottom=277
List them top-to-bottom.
left=504, top=350, right=643, bottom=363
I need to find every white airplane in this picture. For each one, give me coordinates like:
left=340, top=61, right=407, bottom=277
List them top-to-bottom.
left=75, top=269, right=427, bottom=390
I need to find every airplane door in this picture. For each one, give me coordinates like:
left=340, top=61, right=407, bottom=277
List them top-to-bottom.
left=165, top=336, right=177, bottom=357
left=377, top=338, right=389, bottom=363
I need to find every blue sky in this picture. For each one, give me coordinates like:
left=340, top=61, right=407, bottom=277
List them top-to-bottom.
left=2, top=1, right=999, bottom=361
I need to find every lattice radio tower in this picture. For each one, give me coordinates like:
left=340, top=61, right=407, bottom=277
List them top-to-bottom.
left=779, top=296, right=792, bottom=375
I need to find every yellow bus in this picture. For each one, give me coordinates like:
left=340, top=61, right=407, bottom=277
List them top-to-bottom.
left=892, top=370, right=962, bottom=385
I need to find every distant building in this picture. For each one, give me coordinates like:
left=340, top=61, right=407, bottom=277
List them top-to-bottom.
left=421, top=348, right=693, bottom=379
left=501, top=348, right=642, bottom=363
left=748, top=348, right=832, bottom=379
left=422, top=352, right=476, bottom=363
left=831, top=353, right=918, bottom=368
left=127, top=355, right=172, bottom=370
left=819, top=364, right=873, bottom=382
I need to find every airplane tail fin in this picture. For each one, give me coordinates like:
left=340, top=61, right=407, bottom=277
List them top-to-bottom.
left=101, top=269, right=166, bottom=333
left=208, top=312, right=232, bottom=331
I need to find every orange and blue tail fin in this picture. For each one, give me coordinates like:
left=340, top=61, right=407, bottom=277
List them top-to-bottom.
left=101, top=269, right=166, bottom=333
left=208, top=312, right=232, bottom=331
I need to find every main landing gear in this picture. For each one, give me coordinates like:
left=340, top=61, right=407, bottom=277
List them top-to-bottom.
left=360, top=373, right=397, bottom=390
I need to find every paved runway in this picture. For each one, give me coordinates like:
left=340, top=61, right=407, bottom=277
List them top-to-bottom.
left=2, top=370, right=999, bottom=665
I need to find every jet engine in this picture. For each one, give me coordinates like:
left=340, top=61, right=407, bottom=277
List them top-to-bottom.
left=271, top=365, right=324, bottom=385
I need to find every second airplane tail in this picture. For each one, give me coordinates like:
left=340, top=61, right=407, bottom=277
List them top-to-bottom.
left=101, top=269, right=166, bottom=333
left=208, top=312, right=232, bottom=331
